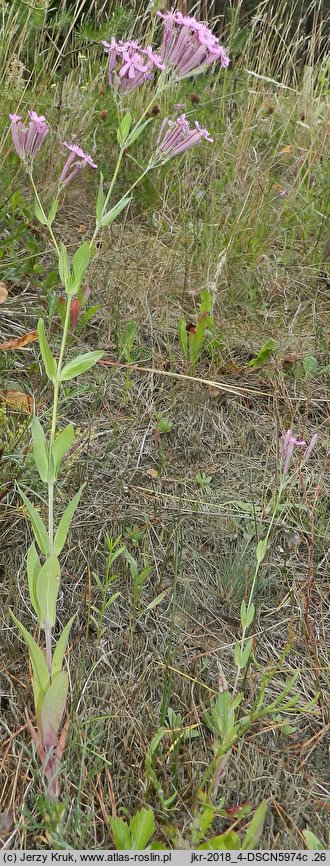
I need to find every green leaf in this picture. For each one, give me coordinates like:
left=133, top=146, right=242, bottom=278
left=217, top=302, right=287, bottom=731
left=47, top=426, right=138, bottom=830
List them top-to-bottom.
left=117, top=111, right=132, bottom=146
left=126, top=118, right=153, bottom=148
left=96, top=173, right=105, bottom=223
left=101, top=196, right=131, bottom=228
left=34, top=199, right=48, bottom=226
left=48, top=199, right=59, bottom=226
left=67, top=241, right=90, bottom=295
left=58, top=242, right=70, bottom=290
left=200, top=288, right=213, bottom=314
left=76, top=305, right=101, bottom=335
left=178, top=316, right=188, bottom=357
left=37, top=319, right=57, bottom=382
left=248, top=338, right=277, bottom=368
left=60, top=351, right=103, bottom=381
left=302, top=355, right=319, bottom=378
left=31, top=415, right=49, bottom=483
left=51, top=424, right=74, bottom=479
left=54, top=484, right=85, bottom=556
left=17, top=485, right=50, bottom=556
left=256, top=537, right=267, bottom=563
left=27, top=542, right=41, bottom=619
left=35, top=555, right=61, bottom=629
left=142, top=590, right=169, bottom=615
left=240, top=600, right=255, bottom=630
left=10, top=611, right=49, bottom=692
left=52, top=614, right=76, bottom=678
left=234, top=637, right=252, bottom=670
left=40, top=670, right=68, bottom=740
left=191, top=799, right=215, bottom=846
left=242, top=801, right=267, bottom=849
left=130, top=807, right=155, bottom=850
left=110, top=817, right=131, bottom=850
left=302, top=830, right=326, bottom=850
left=198, top=831, right=241, bottom=850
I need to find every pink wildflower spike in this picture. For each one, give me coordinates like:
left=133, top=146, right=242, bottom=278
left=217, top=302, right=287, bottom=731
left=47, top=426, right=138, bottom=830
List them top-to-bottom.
left=157, top=10, right=229, bottom=78
left=103, top=37, right=165, bottom=93
left=144, top=46, right=166, bottom=70
left=119, top=51, right=149, bottom=80
left=9, top=111, right=49, bottom=161
left=25, top=111, right=49, bottom=157
left=9, top=113, right=26, bottom=159
left=156, top=114, right=213, bottom=161
left=194, top=120, right=214, bottom=142
left=60, top=142, right=97, bottom=187
left=280, top=428, right=307, bottom=476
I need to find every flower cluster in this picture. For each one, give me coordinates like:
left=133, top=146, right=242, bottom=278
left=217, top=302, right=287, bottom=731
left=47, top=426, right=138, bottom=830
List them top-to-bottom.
left=157, top=10, right=229, bottom=78
left=102, top=38, right=165, bottom=92
left=9, top=110, right=97, bottom=187
left=9, top=111, right=49, bottom=161
left=156, top=114, right=213, bottom=161
left=60, top=142, right=97, bottom=187
left=280, top=429, right=317, bottom=476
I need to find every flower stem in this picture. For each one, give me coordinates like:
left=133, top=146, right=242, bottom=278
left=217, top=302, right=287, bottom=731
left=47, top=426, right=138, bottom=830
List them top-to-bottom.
left=91, top=146, right=126, bottom=245
left=29, top=172, right=59, bottom=255
left=48, top=297, right=72, bottom=554
left=232, top=483, right=284, bottom=697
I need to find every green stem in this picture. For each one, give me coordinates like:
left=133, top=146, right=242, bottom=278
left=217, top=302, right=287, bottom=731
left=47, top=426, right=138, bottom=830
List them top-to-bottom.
left=91, top=74, right=174, bottom=245
left=90, top=146, right=126, bottom=246
left=29, top=172, right=59, bottom=255
left=48, top=296, right=72, bottom=554
left=48, top=481, right=54, bottom=553
left=232, top=483, right=285, bottom=696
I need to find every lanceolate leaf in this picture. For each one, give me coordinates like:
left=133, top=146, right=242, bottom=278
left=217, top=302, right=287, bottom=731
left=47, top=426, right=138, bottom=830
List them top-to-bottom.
left=117, top=111, right=132, bottom=146
left=126, top=118, right=152, bottom=148
left=96, top=173, right=105, bottom=223
left=101, top=196, right=131, bottom=228
left=34, top=199, right=48, bottom=226
left=48, top=199, right=59, bottom=226
left=58, top=242, right=70, bottom=290
left=68, top=242, right=91, bottom=295
left=178, top=316, right=188, bottom=357
left=37, top=319, right=57, bottom=382
left=249, top=338, right=277, bottom=368
left=60, top=351, right=103, bottom=381
left=31, top=415, right=49, bottom=483
left=51, top=424, right=74, bottom=479
left=54, top=484, right=85, bottom=556
left=17, top=486, right=50, bottom=556
left=27, top=542, right=41, bottom=619
left=35, top=555, right=61, bottom=629
left=10, top=611, right=49, bottom=692
left=52, top=614, right=76, bottom=678
left=40, top=670, right=69, bottom=741
left=242, top=801, right=267, bottom=849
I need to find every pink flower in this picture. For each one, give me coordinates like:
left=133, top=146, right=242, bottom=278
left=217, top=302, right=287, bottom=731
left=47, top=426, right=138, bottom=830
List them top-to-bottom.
left=157, top=10, right=229, bottom=79
left=102, top=38, right=165, bottom=92
left=144, top=45, right=166, bottom=70
left=119, top=50, right=149, bottom=80
left=9, top=110, right=49, bottom=161
left=156, top=113, right=213, bottom=161
left=60, top=142, right=97, bottom=187
left=279, top=429, right=317, bottom=476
